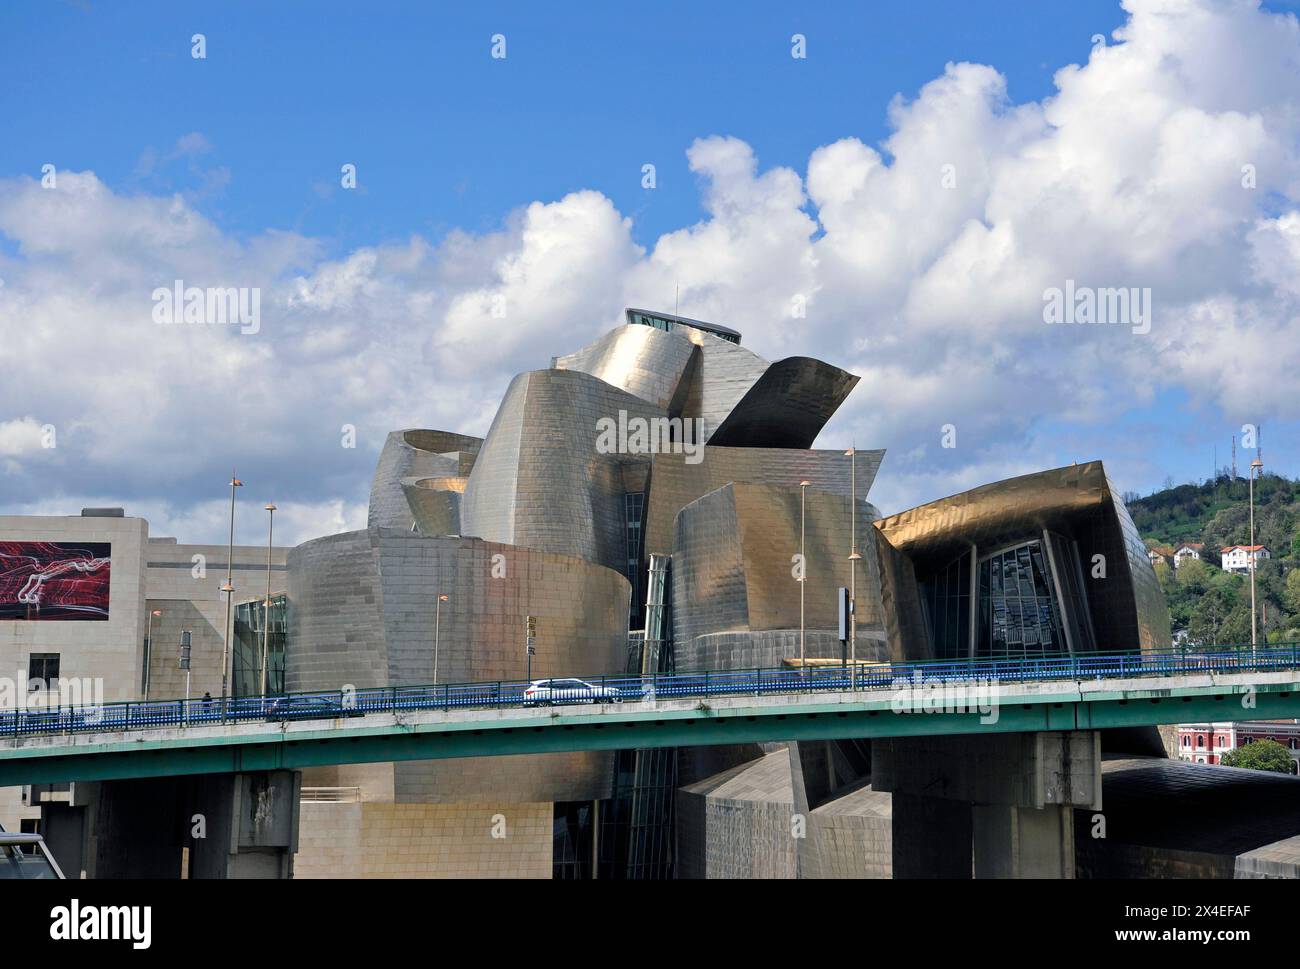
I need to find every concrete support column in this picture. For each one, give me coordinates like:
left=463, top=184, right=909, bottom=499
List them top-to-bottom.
left=874, top=731, right=1100, bottom=879
left=45, top=770, right=302, bottom=879
left=188, top=770, right=301, bottom=879
left=46, top=778, right=187, bottom=879
left=891, top=793, right=973, bottom=878
left=972, top=803, right=1074, bottom=878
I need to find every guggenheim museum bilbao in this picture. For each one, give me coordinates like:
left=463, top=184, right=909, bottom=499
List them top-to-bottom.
left=7, top=307, right=1298, bottom=879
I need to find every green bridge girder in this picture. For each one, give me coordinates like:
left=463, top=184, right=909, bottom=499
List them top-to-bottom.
left=2, top=675, right=1298, bottom=786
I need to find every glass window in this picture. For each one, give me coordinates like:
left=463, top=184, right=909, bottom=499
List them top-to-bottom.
left=625, top=492, right=646, bottom=631
left=1048, top=533, right=1096, bottom=653
left=976, top=541, right=1067, bottom=660
left=918, top=552, right=971, bottom=660
left=233, top=594, right=288, bottom=696
left=27, top=654, right=59, bottom=689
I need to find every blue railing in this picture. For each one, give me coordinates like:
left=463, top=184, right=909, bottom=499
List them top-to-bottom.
left=2, top=643, right=1298, bottom=739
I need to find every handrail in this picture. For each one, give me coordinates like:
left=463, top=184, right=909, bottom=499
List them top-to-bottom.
left=2, top=643, right=1299, bottom=739
left=301, top=787, right=362, bottom=803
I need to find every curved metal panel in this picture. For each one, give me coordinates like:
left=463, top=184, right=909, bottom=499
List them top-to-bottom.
left=553, top=323, right=698, bottom=409
left=707, top=357, right=860, bottom=449
left=461, top=368, right=665, bottom=574
left=368, top=429, right=482, bottom=532
left=644, top=446, right=883, bottom=557
left=874, top=461, right=1171, bottom=656
left=874, top=462, right=1111, bottom=566
left=401, top=476, right=465, bottom=537
left=670, top=483, right=887, bottom=670
left=287, top=529, right=631, bottom=802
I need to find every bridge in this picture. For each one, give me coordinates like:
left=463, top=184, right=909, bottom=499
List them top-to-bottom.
left=4, top=646, right=1300, bottom=786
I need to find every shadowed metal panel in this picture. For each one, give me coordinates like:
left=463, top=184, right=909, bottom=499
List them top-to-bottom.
left=684, top=331, right=772, bottom=440
left=707, top=356, right=860, bottom=449
left=401, top=476, right=465, bottom=537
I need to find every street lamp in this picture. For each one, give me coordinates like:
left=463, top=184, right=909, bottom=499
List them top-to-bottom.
left=846, top=446, right=859, bottom=684
left=1250, top=457, right=1263, bottom=657
left=219, top=471, right=242, bottom=719
left=799, top=480, right=811, bottom=672
left=260, top=503, right=277, bottom=699
left=433, top=594, right=449, bottom=683
left=144, top=609, right=161, bottom=701
left=179, top=630, right=193, bottom=726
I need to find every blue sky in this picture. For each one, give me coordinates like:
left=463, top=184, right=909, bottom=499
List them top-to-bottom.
left=1, top=0, right=1298, bottom=544
left=3, top=0, right=1128, bottom=250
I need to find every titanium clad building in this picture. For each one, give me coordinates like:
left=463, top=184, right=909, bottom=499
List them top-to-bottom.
left=2, top=306, right=1202, bottom=879
left=280, top=307, right=1187, bottom=879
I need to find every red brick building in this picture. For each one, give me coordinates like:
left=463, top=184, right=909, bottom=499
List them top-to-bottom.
left=1178, top=720, right=1300, bottom=770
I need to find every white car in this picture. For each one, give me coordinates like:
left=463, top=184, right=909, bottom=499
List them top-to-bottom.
left=523, top=677, right=621, bottom=706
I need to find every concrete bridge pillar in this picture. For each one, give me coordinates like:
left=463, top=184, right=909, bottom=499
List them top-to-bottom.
left=873, top=731, right=1100, bottom=879
left=41, top=770, right=301, bottom=879
left=187, top=770, right=301, bottom=879
left=43, top=778, right=186, bottom=878
left=891, top=793, right=974, bottom=878
left=972, top=803, right=1075, bottom=878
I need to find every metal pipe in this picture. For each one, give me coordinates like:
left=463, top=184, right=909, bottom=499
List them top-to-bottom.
left=799, top=480, right=811, bottom=671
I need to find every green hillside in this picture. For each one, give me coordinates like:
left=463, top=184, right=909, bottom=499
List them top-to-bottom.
left=1125, top=474, right=1300, bottom=644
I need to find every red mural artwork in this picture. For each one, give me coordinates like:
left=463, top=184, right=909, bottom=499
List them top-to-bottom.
left=0, top=542, right=111, bottom=620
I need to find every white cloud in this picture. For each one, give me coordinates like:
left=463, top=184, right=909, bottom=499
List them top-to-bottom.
left=2, top=0, right=1299, bottom=542
left=0, top=417, right=49, bottom=457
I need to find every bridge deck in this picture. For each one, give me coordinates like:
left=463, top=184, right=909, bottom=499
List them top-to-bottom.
left=2, top=670, right=1297, bottom=785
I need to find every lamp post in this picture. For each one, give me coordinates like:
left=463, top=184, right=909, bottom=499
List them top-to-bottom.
left=846, top=446, right=860, bottom=685
left=1250, top=457, right=1263, bottom=658
left=219, top=471, right=242, bottom=719
left=799, top=480, right=811, bottom=672
left=261, top=503, right=276, bottom=700
left=433, top=594, right=449, bottom=683
left=144, top=609, right=161, bottom=701
left=180, top=630, right=192, bottom=726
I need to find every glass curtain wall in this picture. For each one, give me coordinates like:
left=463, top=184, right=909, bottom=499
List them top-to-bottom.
left=920, top=536, right=1092, bottom=661
left=976, top=541, right=1067, bottom=659
left=233, top=593, right=287, bottom=696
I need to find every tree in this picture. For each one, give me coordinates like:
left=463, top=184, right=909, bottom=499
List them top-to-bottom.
left=1177, top=558, right=1209, bottom=592
left=1153, top=559, right=1172, bottom=591
left=1288, top=569, right=1300, bottom=615
left=1221, top=739, right=1297, bottom=774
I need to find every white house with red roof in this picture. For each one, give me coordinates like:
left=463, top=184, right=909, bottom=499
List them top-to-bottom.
left=1221, top=544, right=1270, bottom=574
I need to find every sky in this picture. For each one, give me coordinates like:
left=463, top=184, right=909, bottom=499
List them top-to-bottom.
left=1, top=0, right=1299, bottom=546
